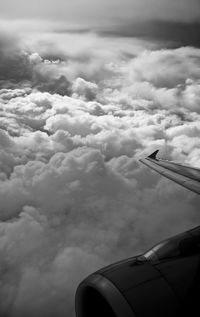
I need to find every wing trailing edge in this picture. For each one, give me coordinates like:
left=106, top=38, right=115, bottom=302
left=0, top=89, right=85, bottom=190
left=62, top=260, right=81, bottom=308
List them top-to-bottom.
left=140, top=150, right=200, bottom=194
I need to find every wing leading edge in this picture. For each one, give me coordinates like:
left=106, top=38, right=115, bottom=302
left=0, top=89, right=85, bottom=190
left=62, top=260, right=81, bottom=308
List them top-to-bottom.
left=140, top=150, right=200, bottom=195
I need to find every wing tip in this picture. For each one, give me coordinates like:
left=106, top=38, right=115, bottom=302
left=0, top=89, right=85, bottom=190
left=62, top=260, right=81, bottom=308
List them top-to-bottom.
left=148, top=149, right=159, bottom=160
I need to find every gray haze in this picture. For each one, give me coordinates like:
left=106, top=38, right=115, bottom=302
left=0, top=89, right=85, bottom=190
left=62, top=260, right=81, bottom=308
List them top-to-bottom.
left=0, top=0, right=200, bottom=26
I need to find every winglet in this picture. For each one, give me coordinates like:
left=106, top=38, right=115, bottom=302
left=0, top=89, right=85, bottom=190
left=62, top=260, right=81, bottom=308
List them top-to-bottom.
left=148, top=150, right=159, bottom=160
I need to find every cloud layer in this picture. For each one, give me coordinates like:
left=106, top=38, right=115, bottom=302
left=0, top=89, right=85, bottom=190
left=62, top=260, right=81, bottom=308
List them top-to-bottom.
left=0, top=31, right=200, bottom=316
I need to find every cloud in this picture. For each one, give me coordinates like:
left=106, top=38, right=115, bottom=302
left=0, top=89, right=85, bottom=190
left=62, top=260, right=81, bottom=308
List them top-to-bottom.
left=99, top=21, right=200, bottom=48
left=0, top=30, right=200, bottom=317
left=0, top=35, right=72, bottom=95
left=129, top=47, right=200, bottom=88
left=72, top=78, right=98, bottom=101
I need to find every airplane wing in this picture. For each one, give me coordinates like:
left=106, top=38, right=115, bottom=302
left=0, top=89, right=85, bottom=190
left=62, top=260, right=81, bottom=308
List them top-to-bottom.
left=140, top=150, right=200, bottom=194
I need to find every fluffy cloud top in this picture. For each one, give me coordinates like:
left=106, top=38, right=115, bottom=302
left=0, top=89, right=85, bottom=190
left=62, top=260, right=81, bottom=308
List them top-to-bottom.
left=0, top=30, right=200, bottom=317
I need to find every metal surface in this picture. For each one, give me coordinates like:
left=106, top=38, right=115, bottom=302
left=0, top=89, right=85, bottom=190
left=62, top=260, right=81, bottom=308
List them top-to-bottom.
left=140, top=150, right=200, bottom=194
left=76, top=273, right=135, bottom=317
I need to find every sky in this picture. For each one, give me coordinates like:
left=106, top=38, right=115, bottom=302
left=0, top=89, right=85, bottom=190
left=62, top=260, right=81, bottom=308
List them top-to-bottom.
left=1, top=0, right=200, bottom=23
left=0, top=1, right=200, bottom=317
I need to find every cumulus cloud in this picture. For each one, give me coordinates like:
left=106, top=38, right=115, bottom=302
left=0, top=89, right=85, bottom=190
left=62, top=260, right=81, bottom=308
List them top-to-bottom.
left=0, top=29, right=200, bottom=317
left=0, top=35, right=71, bottom=95
left=129, top=47, right=200, bottom=88
left=72, top=78, right=98, bottom=101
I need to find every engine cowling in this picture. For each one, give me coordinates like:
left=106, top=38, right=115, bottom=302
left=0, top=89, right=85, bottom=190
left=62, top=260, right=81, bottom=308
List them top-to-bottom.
left=75, top=226, right=200, bottom=317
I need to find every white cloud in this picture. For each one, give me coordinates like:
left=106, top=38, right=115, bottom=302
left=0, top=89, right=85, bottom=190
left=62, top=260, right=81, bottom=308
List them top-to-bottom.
left=0, top=32, right=200, bottom=316
left=129, top=47, right=200, bottom=88
left=72, top=77, right=98, bottom=101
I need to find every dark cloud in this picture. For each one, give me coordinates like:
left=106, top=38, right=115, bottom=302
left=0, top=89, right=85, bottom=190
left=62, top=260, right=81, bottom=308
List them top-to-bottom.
left=99, top=21, right=200, bottom=48
left=0, top=34, right=32, bottom=84
left=0, top=35, right=71, bottom=95
left=34, top=75, right=71, bottom=96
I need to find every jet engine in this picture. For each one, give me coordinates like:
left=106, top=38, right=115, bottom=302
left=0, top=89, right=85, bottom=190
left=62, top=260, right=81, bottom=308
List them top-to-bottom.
left=75, top=226, right=200, bottom=317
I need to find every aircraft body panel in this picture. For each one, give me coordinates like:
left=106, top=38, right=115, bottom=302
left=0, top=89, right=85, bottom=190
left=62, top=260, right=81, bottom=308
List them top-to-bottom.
left=140, top=151, right=200, bottom=194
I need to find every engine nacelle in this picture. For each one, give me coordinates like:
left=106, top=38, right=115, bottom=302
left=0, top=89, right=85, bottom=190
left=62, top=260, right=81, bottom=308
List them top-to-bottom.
left=75, top=226, right=200, bottom=317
